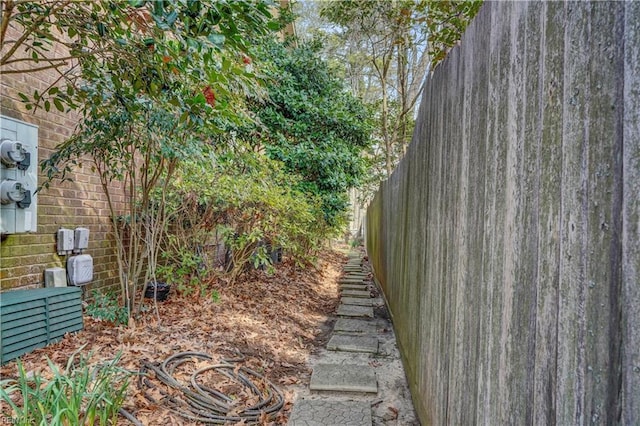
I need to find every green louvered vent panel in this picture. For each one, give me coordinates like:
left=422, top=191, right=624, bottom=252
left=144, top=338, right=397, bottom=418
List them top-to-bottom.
left=1, top=287, right=83, bottom=364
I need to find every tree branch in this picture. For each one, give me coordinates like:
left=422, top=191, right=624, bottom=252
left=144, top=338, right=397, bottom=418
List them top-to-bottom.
left=0, top=0, right=72, bottom=65
left=0, top=61, right=69, bottom=74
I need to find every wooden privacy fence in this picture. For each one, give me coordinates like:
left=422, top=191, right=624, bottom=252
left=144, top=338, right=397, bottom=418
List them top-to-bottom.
left=366, top=2, right=639, bottom=424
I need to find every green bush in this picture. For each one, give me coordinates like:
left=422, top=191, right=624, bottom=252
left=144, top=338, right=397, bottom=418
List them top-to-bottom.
left=157, top=145, right=326, bottom=286
left=157, top=246, right=207, bottom=297
left=85, top=290, right=129, bottom=325
left=0, top=351, right=132, bottom=425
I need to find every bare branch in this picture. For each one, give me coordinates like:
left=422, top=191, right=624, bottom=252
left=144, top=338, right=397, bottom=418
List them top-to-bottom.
left=0, top=61, right=69, bottom=74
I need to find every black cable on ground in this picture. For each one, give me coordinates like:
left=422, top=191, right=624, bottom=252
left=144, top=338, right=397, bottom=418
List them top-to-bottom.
left=137, top=351, right=284, bottom=424
left=119, top=408, right=144, bottom=426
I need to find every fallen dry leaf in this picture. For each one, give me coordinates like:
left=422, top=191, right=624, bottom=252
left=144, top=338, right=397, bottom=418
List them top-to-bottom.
left=0, top=248, right=349, bottom=425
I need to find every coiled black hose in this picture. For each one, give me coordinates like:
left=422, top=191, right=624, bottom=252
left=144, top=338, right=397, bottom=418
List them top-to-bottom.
left=137, top=351, right=284, bottom=424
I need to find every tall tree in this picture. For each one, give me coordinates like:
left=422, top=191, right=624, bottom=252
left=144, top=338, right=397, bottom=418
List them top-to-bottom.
left=5, top=0, right=280, bottom=317
left=319, top=0, right=482, bottom=184
left=237, top=40, right=373, bottom=228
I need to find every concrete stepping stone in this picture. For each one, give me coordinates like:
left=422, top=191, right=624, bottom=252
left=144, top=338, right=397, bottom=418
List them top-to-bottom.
left=339, top=278, right=365, bottom=284
left=343, top=279, right=367, bottom=284
left=341, top=280, right=368, bottom=286
left=338, top=281, right=368, bottom=290
left=340, top=281, right=367, bottom=286
left=340, top=285, right=368, bottom=293
left=341, top=289, right=371, bottom=298
left=341, top=297, right=373, bottom=306
left=337, top=304, right=374, bottom=318
left=334, top=318, right=377, bottom=334
left=327, top=334, right=378, bottom=353
left=310, top=363, right=377, bottom=393
left=288, top=400, right=371, bottom=426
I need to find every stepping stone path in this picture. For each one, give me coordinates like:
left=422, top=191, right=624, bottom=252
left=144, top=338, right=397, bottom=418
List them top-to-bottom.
left=288, top=251, right=385, bottom=425
left=343, top=274, right=367, bottom=279
left=339, top=277, right=365, bottom=283
left=339, top=283, right=368, bottom=291
left=341, top=289, right=371, bottom=298
left=341, top=296, right=374, bottom=306
left=337, top=304, right=374, bottom=318
left=333, top=318, right=377, bottom=334
left=327, top=335, right=379, bottom=353
left=310, top=363, right=378, bottom=392
left=288, top=400, right=371, bottom=426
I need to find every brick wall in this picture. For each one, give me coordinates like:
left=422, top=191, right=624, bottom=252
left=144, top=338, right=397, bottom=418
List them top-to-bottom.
left=1, top=29, right=121, bottom=293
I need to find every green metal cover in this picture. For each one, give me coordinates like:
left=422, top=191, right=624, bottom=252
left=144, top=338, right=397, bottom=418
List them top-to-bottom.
left=1, top=287, right=83, bottom=364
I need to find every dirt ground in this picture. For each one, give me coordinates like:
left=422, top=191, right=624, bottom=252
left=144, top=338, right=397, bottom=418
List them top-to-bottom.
left=0, top=245, right=417, bottom=425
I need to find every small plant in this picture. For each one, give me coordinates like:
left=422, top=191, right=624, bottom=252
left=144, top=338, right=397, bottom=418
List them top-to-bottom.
left=349, top=237, right=363, bottom=248
left=157, top=248, right=209, bottom=297
left=86, top=290, right=129, bottom=325
left=0, top=350, right=132, bottom=425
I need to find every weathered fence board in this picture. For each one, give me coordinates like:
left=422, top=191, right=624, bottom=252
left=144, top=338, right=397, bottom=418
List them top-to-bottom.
left=366, top=2, right=639, bottom=424
left=623, top=3, right=640, bottom=424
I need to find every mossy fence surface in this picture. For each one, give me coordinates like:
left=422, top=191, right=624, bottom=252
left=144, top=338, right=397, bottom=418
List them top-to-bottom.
left=366, top=2, right=639, bottom=424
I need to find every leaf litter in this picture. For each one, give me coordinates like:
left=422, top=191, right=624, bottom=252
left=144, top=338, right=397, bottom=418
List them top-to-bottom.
left=0, top=249, right=345, bottom=425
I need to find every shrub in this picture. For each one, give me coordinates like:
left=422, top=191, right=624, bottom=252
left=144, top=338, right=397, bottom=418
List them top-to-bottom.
left=157, top=144, right=326, bottom=286
left=85, top=290, right=129, bottom=325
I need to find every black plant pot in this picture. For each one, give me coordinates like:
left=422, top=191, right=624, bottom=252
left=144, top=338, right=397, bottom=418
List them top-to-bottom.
left=145, top=281, right=171, bottom=301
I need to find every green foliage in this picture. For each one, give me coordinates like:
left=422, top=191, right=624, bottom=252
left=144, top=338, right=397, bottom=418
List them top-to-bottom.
left=1, top=0, right=280, bottom=113
left=31, top=0, right=282, bottom=317
left=317, top=0, right=482, bottom=188
left=321, top=0, right=482, bottom=69
left=424, top=1, right=484, bottom=66
left=242, top=40, right=373, bottom=227
left=157, top=144, right=325, bottom=285
left=350, top=236, right=363, bottom=248
left=156, top=247, right=207, bottom=297
left=85, top=290, right=129, bottom=325
left=0, top=351, right=131, bottom=425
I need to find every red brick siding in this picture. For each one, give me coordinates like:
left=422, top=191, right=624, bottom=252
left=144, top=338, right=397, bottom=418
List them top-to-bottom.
left=1, top=28, right=122, bottom=293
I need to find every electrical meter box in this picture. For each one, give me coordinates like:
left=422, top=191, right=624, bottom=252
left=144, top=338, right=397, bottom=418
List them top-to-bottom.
left=0, top=115, right=38, bottom=234
left=74, top=227, right=89, bottom=250
left=57, top=228, right=75, bottom=254
left=67, top=255, right=93, bottom=286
